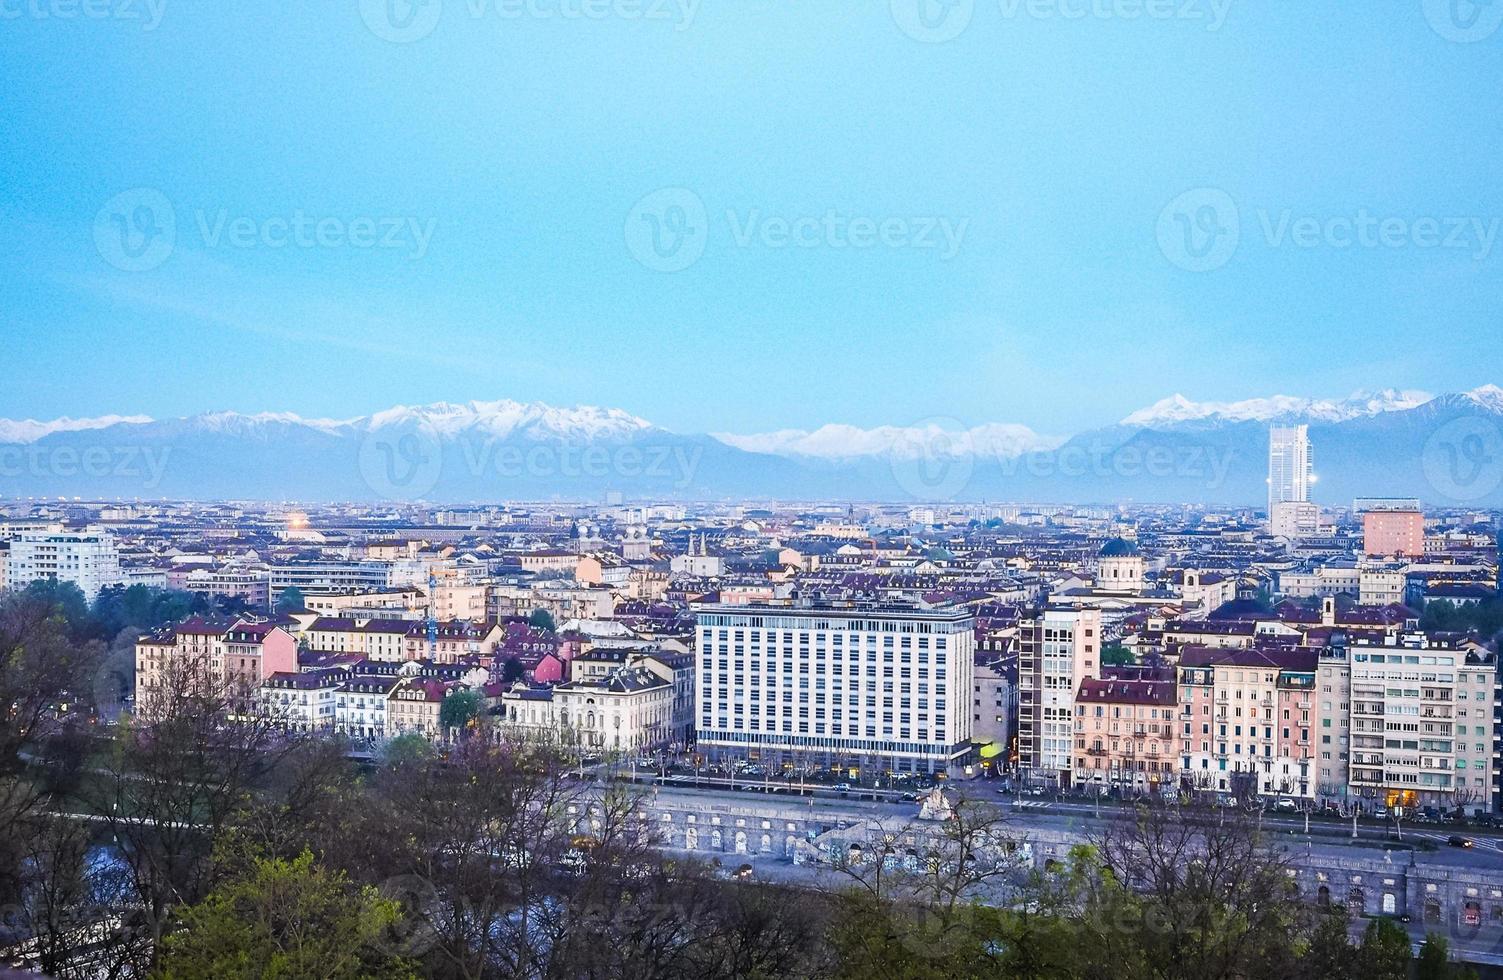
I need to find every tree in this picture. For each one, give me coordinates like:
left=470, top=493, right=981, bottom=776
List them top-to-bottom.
left=274, top=586, right=307, bottom=616
left=527, top=608, right=556, bottom=632
left=1101, top=643, right=1135, bottom=666
left=499, top=657, right=526, bottom=683
left=438, top=688, right=483, bottom=736
left=382, top=733, right=435, bottom=766
left=155, top=850, right=416, bottom=979
left=1297, top=907, right=1355, bottom=980
left=1357, top=916, right=1412, bottom=980
left=1416, top=934, right=1451, bottom=980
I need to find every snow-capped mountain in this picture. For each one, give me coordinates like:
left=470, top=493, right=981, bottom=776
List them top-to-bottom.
left=2, top=389, right=1500, bottom=504
left=1120, top=389, right=1434, bottom=427
left=365, top=400, right=656, bottom=441
left=0, top=414, right=153, bottom=444
left=712, top=422, right=1062, bottom=460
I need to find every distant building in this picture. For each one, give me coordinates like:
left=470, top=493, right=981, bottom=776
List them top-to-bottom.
left=1267, top=424, right=1313, bottom=522
left=1270, top=500, right=1320, bottom=539
left=1362, top=507, right=1425, bottom=558
left=9, top=527, right=121, bottom=600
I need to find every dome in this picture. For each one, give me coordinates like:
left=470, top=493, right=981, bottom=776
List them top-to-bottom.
left=1100, top=537, right=1140, bottom=558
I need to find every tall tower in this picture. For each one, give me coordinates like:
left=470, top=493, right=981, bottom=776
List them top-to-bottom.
left=1267, top=424, right=1312, bottom=516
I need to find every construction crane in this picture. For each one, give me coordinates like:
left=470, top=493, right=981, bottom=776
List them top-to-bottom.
left=426, top=571, right=438, bottom=661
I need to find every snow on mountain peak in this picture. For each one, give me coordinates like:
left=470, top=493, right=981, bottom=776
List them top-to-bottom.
left=1462, top=384, right=1503, bottom=412
left=1120, top=389, right=1433, bottom=427
left=363, top=400, right=655, bottom=440
left=0, top=414, right=153, bottom=444
left=712, top=421, right=1062, bottom=459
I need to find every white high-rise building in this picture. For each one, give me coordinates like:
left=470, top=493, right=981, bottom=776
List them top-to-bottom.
left=1267, top=424, right=1313, bottom=519
left=9, top=527, right=122, bottom=601
left=693, top=601, right=975, bottom=775
left=1017, top=606, right=1101, bottom=785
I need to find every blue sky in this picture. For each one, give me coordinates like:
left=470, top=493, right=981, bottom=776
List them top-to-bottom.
left=2, top=0, right=1501, bottom=438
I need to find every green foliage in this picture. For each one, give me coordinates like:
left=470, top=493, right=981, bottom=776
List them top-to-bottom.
left=274, top=586, right=307, bottom=616
left=1420, top=597, right=1503, bottom=639
left=527, top=608, right=556, bottom=632
left=1101, top=643, right=1135, bottom=666
left=438, top=687, right=483, bottom=733
left=382, top=733, right=435, bottom=767
left=154, top=850, right=416, bottom=979
left=1358, top=916, right=1413, bottom=980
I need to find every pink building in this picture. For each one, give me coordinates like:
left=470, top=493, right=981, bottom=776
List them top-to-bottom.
left=1073, top=667, right=1178, bottom=794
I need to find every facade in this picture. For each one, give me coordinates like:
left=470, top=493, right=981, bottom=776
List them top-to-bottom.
left=1267, top=423, right=1313, bottom=519
left=1271, top=500, right=1320, bottom=539
left=1363, top=508, right=1425, bottom=558
left=8, top=528, right=121, bottom=600
left=268, top=561, right=391, bottom=604
left=1359, top=568, right=1408, bottom=607
left=694, top=601, right=976, bottom=775
left=1018, top=607, right=1101, bottom=785
left=135, top=616, right=296, bottom=714
left=1320, top=636, right=1498, bottom=810
left=1178, top=647, right=1318, bottom=799
left=1073, top=669, right=1178, bottom=793
left=259, top=671, right=339, bottom=732
left=335, top=674, right=398, bottom=739
left=385, top=677, right=451, bottom=739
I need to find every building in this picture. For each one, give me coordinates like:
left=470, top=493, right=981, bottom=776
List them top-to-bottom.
left=1267, top=424, right=1313, bottom=521
left=1270, top=500, right=1321, bottom=539
left=1363, top=506, right=1425, bottom=558
left=8, top=527, right=121, bottom=601
left=1096, top=538, right=1144, bottom=593
left=268, top=561, right=391, bottom=604
left=1359, top=567, right=1408, bottom=607
left=694, top=600, right=976, bottom=776
left=1018, top=607, right=1101, bottom=786
left=135, top=616, right=296, bottom=715
left=1318, top=636, right=1497, bottom=811
left=1178, top=646, right=1318, bottom=800
left=971, top=652, right=1013, bottom=766
left=1073, top=668, right=1178, bottom=793
left=259, top=671, right=339, bottom=732
left=335, top=674, right=398, bottom=739
left=385, top=677, right=452, bottom=739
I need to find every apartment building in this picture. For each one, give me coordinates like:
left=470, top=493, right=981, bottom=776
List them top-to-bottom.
left=8, top=527, right=121, bottom=600
left=694, top=601, right=975, bottom=775
left=1018, top=607, right=1101, bottom=786
left=135, top=616, right=297, bottom=716
left=1319, top=635, right=1498, bottom=811
left=1177, top=646, right=1318, bottom=799
left=1073, top=668, right=1178, bottom=793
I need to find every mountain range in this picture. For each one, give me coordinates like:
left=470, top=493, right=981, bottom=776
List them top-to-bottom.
left=3, top=389, right=1501, bottom=506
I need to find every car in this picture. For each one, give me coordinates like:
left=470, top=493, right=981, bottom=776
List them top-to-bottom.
left=834, top=782, right=851, bottom=793
left=1274, top=798, right=1298, bottom=813
left=1374, top=806, right=1388, bottom=819
left=1447, top=835, right=1473, bottom=848
left=734, top=863, right=754, bottom=879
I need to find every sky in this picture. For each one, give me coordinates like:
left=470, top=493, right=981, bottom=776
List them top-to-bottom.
left=2, top=0, right=1501, bottom=440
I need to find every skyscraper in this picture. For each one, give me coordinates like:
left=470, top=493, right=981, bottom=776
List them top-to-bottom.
left=1267, top=424, right=1313, bottom=518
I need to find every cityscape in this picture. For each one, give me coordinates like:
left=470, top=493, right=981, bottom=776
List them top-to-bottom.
left=5, top=2, right=1503, bottom=978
